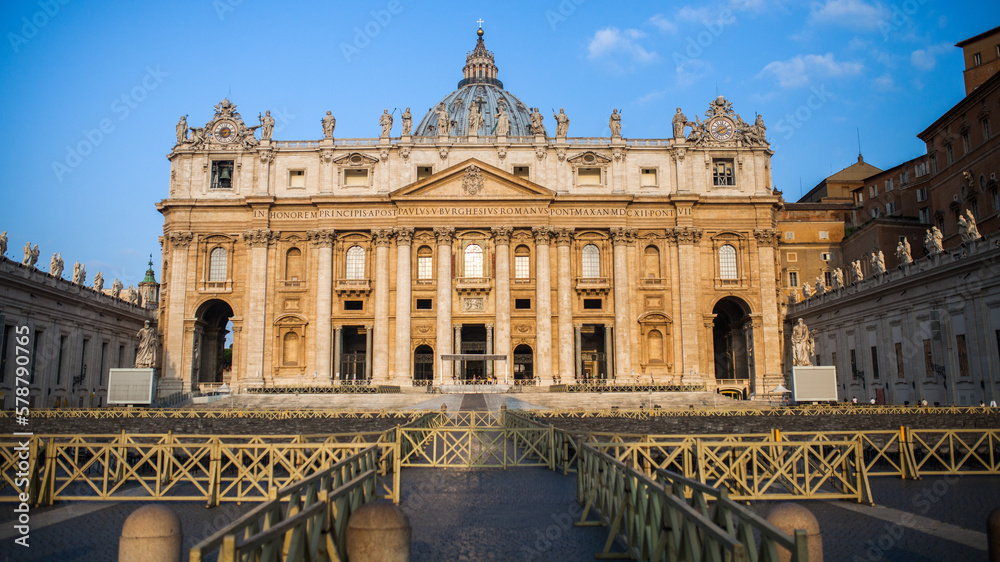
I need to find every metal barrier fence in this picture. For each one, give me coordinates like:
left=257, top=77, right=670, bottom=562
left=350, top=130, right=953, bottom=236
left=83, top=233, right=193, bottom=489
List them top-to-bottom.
left=527, top=404, right=1000, bottom=418
left=0, top=408, right=427, bottom=420
left=395, top=410, right=553, bottom=468
left=189, top=445, right=380, bottom=562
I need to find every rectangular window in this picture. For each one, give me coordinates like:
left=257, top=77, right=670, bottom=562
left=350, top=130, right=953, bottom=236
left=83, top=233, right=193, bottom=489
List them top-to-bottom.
left=974, top=52, right=982, bottom=66
left=984, top=118, right=992, bottom=139
left=962, top=132, right=971, bottom=154
left=946, top=144, right=954, bottom=165
left=712, top=159, right=735, bottom=186
left=211, top=160, right=234, bottom=189
left=416, top=166, right=433, bottom=181
left=513, top=166, right=530, bottom=180
left=578, top=167, right=601, bottom=185
left=344, top=168, right=369, bottom=186
left=640, top=168, right=657, bottom=187
left=288, top=170, right=305, bottom=188
left=886, top=178, right=893, bottom=191
left=869, top=185, right=877, bottom=197
left=916, top=187, right=926, bottom=202
left=994, top=190, right=1000, bottom=213
left=856, top=192, right=864, bottom=203
left=886, top=201, right=896, bottom=215
left=919, top=207, right=930, bottom=223
left=871, top=208, right=880, bottom=219
left=784, top=231, right=794, bottom=240
left=819, top=231, right=829, bottom=240
left=786, top=252, right=797, bottom=262
left=821, top=252, right=833, bottom=261
left=417, top=255, right=433, bottom=280
left=514, top=255, right=530, bottom=279
left=788, top=271, right=798, bottom=287
left=824, top=271, right=833, bottom=287
left=415, top=298, right=433, bottom=310
left=515, top=298, right=532, bottom=310
left=583, top=298, right=603, bottom=310
left=343, top=300, right=363, bottom=311
left=30, top=330, right=41, bottom=384
left=956, top=334, right=969, bottom=378
left=57, top=335, right=67, bottom=385
left=80, top=338, right=89, bottom=389
left=923, top=339, right=934, bottom=378
left=99, top=342, right=108, bottom=386
left=895, top=342, right=904, bottom=379
left=118, top=344, right=125, bottom=368
left=870, top=346, right=879, bottom=379
left=850, top=349, right=858, bottom=379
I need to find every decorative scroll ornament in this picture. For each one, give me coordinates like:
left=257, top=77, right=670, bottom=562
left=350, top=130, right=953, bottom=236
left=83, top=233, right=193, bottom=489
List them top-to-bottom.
left=462, top=165, right=485, bottom=196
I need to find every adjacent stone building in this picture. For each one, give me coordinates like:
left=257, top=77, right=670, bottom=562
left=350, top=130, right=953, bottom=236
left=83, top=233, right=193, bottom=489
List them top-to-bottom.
left=157, top=29, right=786, bottom=399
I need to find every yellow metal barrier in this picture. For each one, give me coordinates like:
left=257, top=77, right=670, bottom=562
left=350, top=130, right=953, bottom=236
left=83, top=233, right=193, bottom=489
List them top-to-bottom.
left=527, top=404, right=999, bottom=418
left=0, top=408, right=429, bottom=420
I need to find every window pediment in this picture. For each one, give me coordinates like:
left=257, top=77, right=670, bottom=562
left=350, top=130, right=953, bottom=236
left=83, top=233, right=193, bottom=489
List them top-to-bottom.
left=567, top=151, right=612, bottom=165
left=333, top=152, right=379, bottom=166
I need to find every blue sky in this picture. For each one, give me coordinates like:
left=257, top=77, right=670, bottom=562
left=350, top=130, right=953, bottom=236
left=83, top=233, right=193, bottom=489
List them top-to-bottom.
left=0, top=0, right=997, bottom=286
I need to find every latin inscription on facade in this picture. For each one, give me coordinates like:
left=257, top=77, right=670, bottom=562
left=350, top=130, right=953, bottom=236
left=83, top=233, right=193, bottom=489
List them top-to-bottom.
left=254, top=207, right=676, bottom=220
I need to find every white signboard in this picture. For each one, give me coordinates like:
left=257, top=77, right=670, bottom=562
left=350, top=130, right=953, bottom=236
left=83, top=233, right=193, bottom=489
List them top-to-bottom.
left=791, top=366, right=838, bottom=402
left=107, top=368, right=157, bottom=405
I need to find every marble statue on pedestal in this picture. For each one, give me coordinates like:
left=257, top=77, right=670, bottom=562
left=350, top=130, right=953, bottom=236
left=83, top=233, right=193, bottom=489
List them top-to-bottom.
left=466, top=103, right=482, bottom=136
left=436, top=104, right=450, bottom=135
left=495, top=104, right=510, bottom=136
left=401, top=107, right=412, bottom=136
left=529, top=107, right=546, bottom=136
left=554, top=108, right=569, bottom=138
left=672, top=108, right=687, bottom=138
left=379, top=109, right=393, bottom=138
left=609, top=109, right=621, bottom=137
left=259, top=110, right=274, bottom=141
left=322, top=111, right=336, bottom=139
left=175, top=115, right=188, bottom=144
left=958, top=209, right=981, bottom=243
left=924, top=227, right=944, bottom=255
left=0, top=231, right=6, bottom=256
left=896, top=238, right=912, bottom=265
left=22, top=243, right=38, bottom=267
left=871, top=250, right=886, bottom=275
left=50, top=253, right=63, bottom=278
left=851, top=260, right=864, bottom=283
left=72, top=262, right=86, bottom=285
left=833, top=268, right=844, bottom=289
left=93, top=271, right=104, bottom=293
left=814, top=276, right=825, bottom=295
left=111, top=278, right=123, bottom=299
left=801, top=282, right=812, bottom=299
left=791, top=318, right=814, bottom=366
left=135, top=320, right=158, bottom=369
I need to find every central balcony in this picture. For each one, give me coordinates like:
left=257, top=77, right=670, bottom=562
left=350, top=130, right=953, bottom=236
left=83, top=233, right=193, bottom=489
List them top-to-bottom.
left=455, top=277, right=492, bottom=295
left=574, top=277, right=610, bottom=296
left=335, top=278, right=371, bottom=296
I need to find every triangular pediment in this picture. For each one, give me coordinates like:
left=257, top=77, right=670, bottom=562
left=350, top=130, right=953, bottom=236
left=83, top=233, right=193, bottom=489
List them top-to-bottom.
left=390, top=158, right=556, bottom=201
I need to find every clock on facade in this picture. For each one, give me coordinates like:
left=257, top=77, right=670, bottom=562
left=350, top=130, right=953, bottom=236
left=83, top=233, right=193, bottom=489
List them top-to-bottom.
left=709, top=119, right=734, bottom=141
left=213, top=120, right=237, bottom=143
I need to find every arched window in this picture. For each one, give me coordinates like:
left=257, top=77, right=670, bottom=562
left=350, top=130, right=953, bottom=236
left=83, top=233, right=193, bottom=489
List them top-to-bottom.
left=464, top=243, right=484, bottom=277
left=582, top=244, right=600, bottom=278
left=719, top=244, right=738, bottom=280
left=345, top=245, right=365, bottom=279
left=514, top=245, right=531, bottom=279
left=643, top=245, right=660, bottom=278
left=417, top=246, right=433, bottom=280
left=208, top=247, right=227, bottom=282
left=285, top=248, right=302, bottom=281
left=647, top=330, right=663, bottom=362
left=282, top=332, right=299, bottom=366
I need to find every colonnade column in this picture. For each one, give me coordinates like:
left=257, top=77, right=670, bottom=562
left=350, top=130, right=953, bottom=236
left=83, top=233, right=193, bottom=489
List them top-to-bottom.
left=492, top=226, right=512, bottom=384
left=672, top=226, right=703, bottom=378
left=532, top=227, right=553, bottom=384
left=610, top=227, right=635, bottom=379
left=394, top=228, right=414, bottom=383
left=435, top=228, right=455, bottom=384
left=554, top=228, right=575, bottom=382
left=243, top=229, right=276, bottom=384
left=309, top=229, right=335, bottom=380
left=372, top=229, right=393, bottom=383
left=164, top=231, right=192, bottom=390
left=486, top=323, right=494, bottom=380
left=604, top=323, right=613, bottom=379
left=364, top=324, right=373, bottom=380
left=454, top=324, right=462, bottom=380
left=575, top=324, right=583, bottom=381
left=333, top=326, right=342, bottom=381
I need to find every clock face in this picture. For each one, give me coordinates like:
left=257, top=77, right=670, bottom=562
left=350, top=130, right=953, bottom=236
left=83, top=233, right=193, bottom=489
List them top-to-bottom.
left=710, top=119, right=735, bottom=141
left=213, top=120, right=237, bottom=143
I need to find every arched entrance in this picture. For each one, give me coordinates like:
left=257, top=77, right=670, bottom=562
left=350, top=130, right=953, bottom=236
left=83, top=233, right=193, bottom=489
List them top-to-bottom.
left=712, top=297, right=752, bottom=384
left=193, top=299, right=235, bottom=386
left=513, top=344, right=533, bottom=381
left=414, top=345, right=434, bottom=384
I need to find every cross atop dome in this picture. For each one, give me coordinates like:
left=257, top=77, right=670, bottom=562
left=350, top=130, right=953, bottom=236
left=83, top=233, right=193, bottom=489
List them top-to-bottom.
left=460, top=23, right=501, bottom=89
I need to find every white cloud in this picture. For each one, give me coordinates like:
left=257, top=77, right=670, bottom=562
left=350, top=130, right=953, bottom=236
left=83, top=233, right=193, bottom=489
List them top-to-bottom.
left=808, top=0, right=890, bottom=30
left=648, top=14, right=677, bottom=33
left=587, top=27, right=658, bottom=66
left=910, top=43, right=951, bottom=71
left=758, top=53, right=863, bottom=88
left=873, top=73, right=894, bottom=92
left=636, top=89, right=669, bottom=104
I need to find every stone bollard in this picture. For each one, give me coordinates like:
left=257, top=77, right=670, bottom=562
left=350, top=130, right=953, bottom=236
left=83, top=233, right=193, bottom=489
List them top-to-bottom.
left=346, top=500, right=411, bottom=561
left=765, top=503, right=822, bottom=562
left=118, top=504, right=182, bottom=562
left=989, top=508, right=1000, bottom=562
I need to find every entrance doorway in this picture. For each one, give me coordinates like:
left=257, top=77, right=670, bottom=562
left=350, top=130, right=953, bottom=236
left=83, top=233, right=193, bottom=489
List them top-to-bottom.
left=712, top=297, right=752, bottom=382
left=193, top=299, right=234, bottom=386
left=459, top=324, right=487, bottom=381
left=580, top=324, right=608, bottom=381
left=340, top=326, right=368, bottom=380
left=513, top=344, right=533, bottom=381
left=414, top=345, right=434, bottom=384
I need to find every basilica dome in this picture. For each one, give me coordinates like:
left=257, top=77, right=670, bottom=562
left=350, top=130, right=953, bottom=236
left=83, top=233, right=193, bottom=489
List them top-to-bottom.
left=413, top=29, right=535, bottom=137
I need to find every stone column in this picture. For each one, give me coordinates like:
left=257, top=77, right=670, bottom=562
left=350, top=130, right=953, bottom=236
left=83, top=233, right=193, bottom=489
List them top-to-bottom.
left=492, top=226, right=512, bottom=383
left=532, top=227, right=553, bottom=384
left=611, top=227, right=635, bottom=379
left=672, top=227, right=703, bottom=377
left=394, top=228, right=414, bottom=384
left=435, top=228, right=455, bottom=383
left=554, top=228, right=575, bottom=382
left=243, top=229, right=276, bottom=384
left=309, top=229, right=335, bottom=380
left=372, top=229, right=393, bottom=383
left=163, top=232, right=192, bottom=390
left=486, top=323, right=494, bottom=380
left=604, top=323, right=614, bottom=380
left=364, top=324, right=373, bottom=380
left=454, top=324, right=463, bottom=380
left=574, top=324, right=583, bottom=381
left=333, top=326, right=342, bottom=380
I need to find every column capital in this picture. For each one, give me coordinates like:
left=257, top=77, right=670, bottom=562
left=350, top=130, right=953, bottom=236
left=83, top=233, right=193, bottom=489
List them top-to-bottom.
left=491, top=226, right=513, bottom=246
left=531, top=226, right=552, bottom=244
left=394, top=227, right=415, bottom=246
left=434, top=227, right=455, bottom=245
left=553, top=227, right=575, bottom=246
left=610, top=227, right=637, bottom=245
left=669, top=227, right=703, bottom=245
left=372, top=228, right=395, bottom=247
left=753, top=228, right=779, bottom=248
left=243, top=229, right=279, bottom=248
left=307, top=229, right=336, bottom=247
left=167, top=231, right=193, bottom=248
left=485, top=323, right=494, bottom=330
left=364, top=324, right=374, bottom=331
